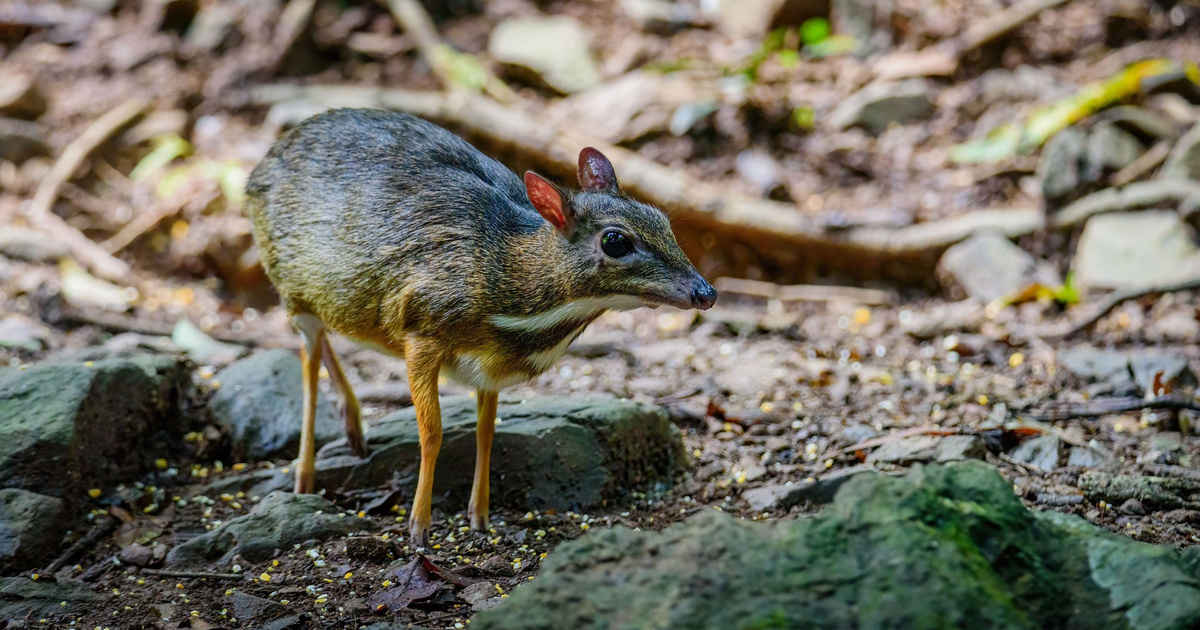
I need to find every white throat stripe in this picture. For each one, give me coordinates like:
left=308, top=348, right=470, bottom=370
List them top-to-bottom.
left=489, top=295, right=644, bottom=332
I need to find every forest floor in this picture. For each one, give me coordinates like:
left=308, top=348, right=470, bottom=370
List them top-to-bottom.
left=1, top=0, right=1199, bottom=628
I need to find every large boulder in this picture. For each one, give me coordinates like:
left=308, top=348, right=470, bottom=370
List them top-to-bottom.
left=207, top=349, right=341, bottom=460
left=0, top=353, right=191, bottom=498
left=223, top=397, right=685, bottom=512
left=475, top=462, right=1200, bottom=630
left=0, top=489, right=67, bottom=573
left=166, top=491, right=375, bottom=567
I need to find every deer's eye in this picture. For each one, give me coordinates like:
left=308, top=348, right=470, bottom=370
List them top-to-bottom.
left=601, top=231, right=634, bottom=258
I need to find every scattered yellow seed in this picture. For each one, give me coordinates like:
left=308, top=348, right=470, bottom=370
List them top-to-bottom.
left=853, top=308, right=871, bottom=325
left=1008, top=352, right=1024, bottom=368
left=84, top=361, right=94, bottom=367
left=977, top=395, right=988, bottom=405
left=155, top=458, right=168, bottom=469
left=824, top=459, right=834, bottom=469
left=232, top=463, right=247, bottom=471
left=88, top=489, right=102, bottom=499
left=356, top=510, right=366, bottom=518
left=580, top=523, right=590, bottom=530
left=343, top=572, right=353, bottom=580
left=260, top=573, right=271, bottom=582
left=30, top=574, right=38, bottom=581
left=382, top=580, right=392, bottom=587
left=176, top=583, right=184, bottom=589
left=224, top=589, right=233, bottom=596
left=191, top=611, right=199, bottom=617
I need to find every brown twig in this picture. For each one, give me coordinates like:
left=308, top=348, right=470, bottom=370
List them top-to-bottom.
left=250, top=83, right=1047, bottom=287
left=27, top=98, right=148, bottom=281
left=1110, top=141, right=1172, bottom=187
left=1050, top=179, right=1200, bottom=229
left=1064, top=274, right=1200, bottom=337
left=714, top=277, right=895, bottom=305
left=62, top=306, right=299, bottom=349
left=1022, top=396, right=1200, bottom=422
left=43, top=514, right=117, bottom=575
left=139, top=568, right=246, bottom=581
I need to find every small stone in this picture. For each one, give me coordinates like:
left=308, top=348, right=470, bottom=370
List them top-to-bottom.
left=619, top=0, right=698, bottom=32
left=707, top=0, right=828, bottom=39
left=489, top=17, right=601, bottom=94
left=0, top=74, right=47, bottom=120
left=828, top=80, right=934, bottom=136
left=0, top=119, right=50, bottom=164
left=1161, top=121, right=1200, bottom=181
left=1084, top=122, right=1143, bottom=182
left=1037, top=126, right=1087, bottom=204
left=735, top=149, right=786, bottom=197
left=1073, top=211, right=1200, bottom=290
left=937, top=231, right=1057, bottom=303
left=0, top=315, right=54, bottom=352
left=207, top=349, right=341, bottom=460
left=867, top=435, right=986, bottom=465
left=1009, top=435, right=1060, bottom=473
left=1066, top=446, right=1112, bottom=469
left=742, top=466, right=871, bottom=511
left=0, top=490, right=67, bottom=573
left=165, top=492, right=375, bottom=567
left=1119, top=499, right=1146, bottom=515
left=117, top=543, right=155, bottom=568
left=480, top=555, right=516, bottom=577
left=460, top=580, right=500, bottom=611
left=230, top=591, right=289, bottom=622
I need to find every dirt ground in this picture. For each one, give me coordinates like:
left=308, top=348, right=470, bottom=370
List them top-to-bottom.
left=1, top=0, right=1199, bottom=628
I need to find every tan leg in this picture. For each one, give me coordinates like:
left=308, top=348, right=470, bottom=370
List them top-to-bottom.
left=292, top=314, right=324, bottom=494
left=320, top=335, right=367, bottom=458
left=405, top=338, right=443, bottom=547
left=469, top=390, right=497, bottom=531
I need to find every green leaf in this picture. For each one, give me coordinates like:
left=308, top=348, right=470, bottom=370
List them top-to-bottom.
left=800, top=18, right=830, bottom=46
left=804, top=34, right=858, bottom=59
left=791, top=106, right=815, bottom=131
left=947, top=123, right=1021, bottom=164
left=129, top=135, right=194, bottom=183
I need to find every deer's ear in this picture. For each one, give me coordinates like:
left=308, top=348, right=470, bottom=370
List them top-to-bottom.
left=578, top=147, right=618, bottom=193
left=525, top=171, right=572, bottom=234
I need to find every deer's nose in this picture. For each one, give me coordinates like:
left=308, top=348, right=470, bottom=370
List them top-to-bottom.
left=690, top=277, right=717, bottom=310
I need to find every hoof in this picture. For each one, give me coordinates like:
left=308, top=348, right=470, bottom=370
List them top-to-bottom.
left=468, top=506, right=489, bottom=532
left=409, top=520, right=431, bottom=548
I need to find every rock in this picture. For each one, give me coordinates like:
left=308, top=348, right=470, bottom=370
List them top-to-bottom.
left=619, top=0, right=698, bottom=32
left=707, top=0, right=829, bottom=39
left=489, top=17, right=601, bottom=94
left=548, top=71, right=677, bottom=144
left=0, top=74, right=47, bottom=120
left=828, top=80, right=934, bottom=136
left=0, top=118, right=50, bottom=164
left=1162, top=121, right=1200, bottom=181
left=1084, top=122, right=1143, bottom=182
left=1037, top=126, right=1087, bottom=204
left=735, top=149, right=786, bottom=197
left=1073, top=211, right=1200, bottom=290
left=937, top=231, right=1058, bottom=302
left=0, top=315, right=54, bottom=352
left=1058, top=345, right=1195, bottom=395
left=207, top=349, right=340, bottom=460
left=0, top=354, right=191, bottom=498
left=309, top=396, right=683, bottom=511
left=867, top=435, right=986, bottom=465
left=1010, top=435, right=1060, bottom=472
left=1067, top=446, right=1113, bottom=469
left=474, top=462, right=1200, bottom=630
left=742, top=465, right=871, bottom=511
left=1079, top=471, right=1200, bottom=511
left=0, top=489, right=67, bottom=573
left=165, top=492, right=375, bottom=567
left=117, top=543, right=155, bottom=568
left=480, top=555, right=517, bottom=577
left=0, top=577, right=100, bottom=620
left=460, top=580, right=501, bottom=611
left=230, top=591, right=290, bottom=623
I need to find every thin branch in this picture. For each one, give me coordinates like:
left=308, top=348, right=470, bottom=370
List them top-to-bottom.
left=28, top=98, right=148, bottom=281
left=1050, top=179, right=1200, bottom=229
left=1064, top=274, right=1200, bottom=338
left=714, top=277, right=895, bottom=305
left=1022, top=395, right=1200, bottom=422
left=44, top=515, right=117, bottom=575
left=139, top=568, right=247, bottom=580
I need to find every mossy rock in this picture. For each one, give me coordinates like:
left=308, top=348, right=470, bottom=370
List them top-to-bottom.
left=0, top=353, right=191, bottom=498
left=476, top=461, right=1200, bottom=630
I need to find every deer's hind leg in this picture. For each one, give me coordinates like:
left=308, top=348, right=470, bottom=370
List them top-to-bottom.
left=292, top=314, right=325, bottom=494
left=319, top=335, right=368, bottom=457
